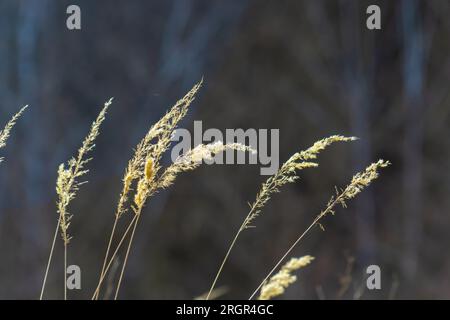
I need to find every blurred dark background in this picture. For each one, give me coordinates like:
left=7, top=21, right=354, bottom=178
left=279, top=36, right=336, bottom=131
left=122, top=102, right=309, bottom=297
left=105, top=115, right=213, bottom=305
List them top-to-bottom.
left=0, top=0, right=449, bottom=299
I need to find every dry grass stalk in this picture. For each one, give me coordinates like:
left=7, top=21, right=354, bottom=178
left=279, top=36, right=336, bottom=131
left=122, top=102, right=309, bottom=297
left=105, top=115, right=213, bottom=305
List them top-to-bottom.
left=93, top=80, right=254, bottom=299
left=94, top=80, right=203, bottom=299
left=117, top=80, right=203, bottom=218
left=40, top=98, right=112, bottom=300
left=57, top=99, right=112, bottom=245
left=0, top=105, right=28, bottom=163
left=206, top=135, right=356, bottom=300
left=243, top=135, right=356, bottom=229
left=113, top=141, right=254, bottom=299
left=131, top=142, right=255, bottom=211
left=93, top=143, right=254, bottom=298
left=249, top=159, right=390, bottom=300
left=92, top=214, right=137, bottom=299
left=258, top=255, right=314, bottom=300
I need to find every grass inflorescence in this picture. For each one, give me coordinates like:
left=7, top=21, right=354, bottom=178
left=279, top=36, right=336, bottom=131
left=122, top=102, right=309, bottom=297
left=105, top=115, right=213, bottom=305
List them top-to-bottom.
left=40, top=98, right=112, bottom=300
left=0, top=105, right=28, bottom=163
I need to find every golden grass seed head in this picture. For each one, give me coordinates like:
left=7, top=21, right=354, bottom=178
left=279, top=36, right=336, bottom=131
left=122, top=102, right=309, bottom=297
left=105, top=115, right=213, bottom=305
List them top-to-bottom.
left=56, top=99, right=112, bottom=243
left=0, top=105, right=28, bottom=152
left=258, top=255, right=314, bottom=300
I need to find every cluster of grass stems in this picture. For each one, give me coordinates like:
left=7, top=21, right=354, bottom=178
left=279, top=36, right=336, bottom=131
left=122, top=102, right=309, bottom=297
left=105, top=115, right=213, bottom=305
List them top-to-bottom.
left=0, top=80, right=389, bottom=300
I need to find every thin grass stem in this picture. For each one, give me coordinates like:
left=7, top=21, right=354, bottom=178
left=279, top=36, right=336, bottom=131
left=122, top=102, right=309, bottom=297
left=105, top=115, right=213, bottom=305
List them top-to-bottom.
left=114, top=213, right=141, bottom=300
left=91, top=214, right=137, bottom=299
left=39, top=216, right=60, bottom=300
left=93, top=217, right=119, bottom=300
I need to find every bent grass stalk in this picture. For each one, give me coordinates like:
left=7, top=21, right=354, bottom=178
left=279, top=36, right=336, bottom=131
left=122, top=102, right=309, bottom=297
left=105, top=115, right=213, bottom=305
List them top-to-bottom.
left=94, top=80, right=203, bottom=299
left=40, top=98, right=112, bottom=300
left=206, top=135, right=356, bottom=300
left=113, top=142, right=255, bottom=299
left=249, top=159, right=390, bottom=300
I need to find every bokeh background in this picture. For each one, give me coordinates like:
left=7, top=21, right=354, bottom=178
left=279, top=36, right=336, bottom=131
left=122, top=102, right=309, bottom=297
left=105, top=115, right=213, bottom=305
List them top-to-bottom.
left=0, top=0, right=449, bottom=299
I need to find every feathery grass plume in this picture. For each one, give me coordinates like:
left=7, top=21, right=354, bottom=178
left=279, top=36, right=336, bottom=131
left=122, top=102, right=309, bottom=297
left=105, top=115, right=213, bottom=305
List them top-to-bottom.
left=117, top=79, right=203, bottom=218
left=94, top=80, right=203, bottom=300
left=40, top=98, right=112, bottom=300
left=57, top=98, right=112, bottom=245
left=0, top=105, right=28, bottom=162
left=206, top=135, right=355, bottom=300
left=244, top=135, right=357, bottom=229
left=112, top=141, right=254, bottom=299
left=157, top=141, right=256, bottom=190
left=133, top=142, right=255, bottom=209
left=249, top=159, right=390, bottom=300
left=258, top=255, right=314, bottom=300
